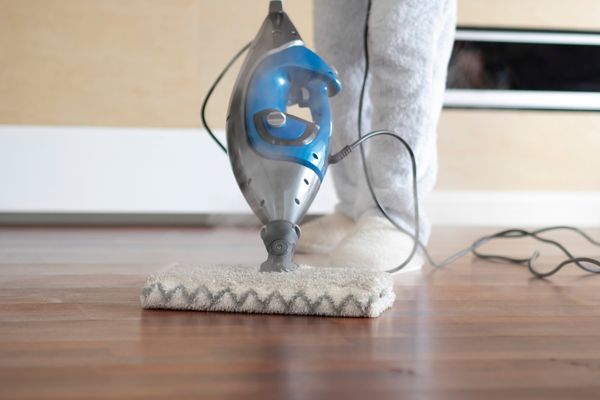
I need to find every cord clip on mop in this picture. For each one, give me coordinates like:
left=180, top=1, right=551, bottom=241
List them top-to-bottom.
left=141, top=0, right=395, bottom=318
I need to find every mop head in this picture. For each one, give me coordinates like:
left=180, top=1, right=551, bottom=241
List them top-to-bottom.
left=140, top=264, right=395, bottom=318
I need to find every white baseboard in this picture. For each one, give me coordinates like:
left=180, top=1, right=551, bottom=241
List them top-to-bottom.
left=445, top=89, right=600, bottom=111
left=1, top=125, right=599, bottom=226
left=426, top=191, right=600, bottom=227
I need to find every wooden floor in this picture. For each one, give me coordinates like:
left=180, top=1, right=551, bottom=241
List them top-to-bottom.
left=1, top=226, right=600, bottom=399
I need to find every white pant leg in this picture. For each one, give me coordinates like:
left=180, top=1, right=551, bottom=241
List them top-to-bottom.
left=313, top=0, right=372, bottom=219
left=353, top=0, right=457, bottom=243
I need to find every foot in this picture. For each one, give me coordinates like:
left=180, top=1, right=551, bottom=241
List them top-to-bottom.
left=296, top=213, right=355, bottom=255
left=329, top=214, right=423, bottom=274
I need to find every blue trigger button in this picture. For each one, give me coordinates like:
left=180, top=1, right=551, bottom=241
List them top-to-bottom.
left=254, top=108, right=318, bottom=146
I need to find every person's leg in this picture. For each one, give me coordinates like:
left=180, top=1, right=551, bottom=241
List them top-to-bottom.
left=297, top=0, right=369, bottom=254
left=313, top=0, right=371, bottom=219
left=330, top=0, right=456, bottom=271
left=355, top=0, right=456, bottom=242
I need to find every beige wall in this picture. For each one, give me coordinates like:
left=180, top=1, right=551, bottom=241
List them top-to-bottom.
left=0, top=0, right=313, bottom=128
left=1, top=0, right=599, bottom=191
left=458, top=0, right=600, bottom=30
left=438, top=110, right=600, bottom=190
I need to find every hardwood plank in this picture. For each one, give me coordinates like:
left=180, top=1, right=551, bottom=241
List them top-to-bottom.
left=1, top=226, right=600, bottom=399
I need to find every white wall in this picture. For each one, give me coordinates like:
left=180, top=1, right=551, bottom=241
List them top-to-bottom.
left=0, top=125, right=333, bottom=213
left=1, top=125, right=600, bottom=226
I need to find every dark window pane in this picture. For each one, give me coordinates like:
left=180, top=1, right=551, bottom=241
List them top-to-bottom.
left=448, top=35, right=600, bottom=92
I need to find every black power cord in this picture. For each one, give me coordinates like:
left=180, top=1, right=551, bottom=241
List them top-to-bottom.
left=330, top=0, right=600, bottom=276
left=354, top=0, right=419, bottom=274
left=201, top=6, right=600, bottom=277
left=200, top=41, right=252, bottom=154
left=329, top=132, right=600, bottom=276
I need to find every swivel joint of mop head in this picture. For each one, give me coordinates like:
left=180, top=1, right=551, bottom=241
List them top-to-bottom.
left=260, top=220, right=301, bottom=272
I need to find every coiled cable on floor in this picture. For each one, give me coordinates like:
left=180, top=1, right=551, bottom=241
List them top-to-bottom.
left=328, top=0, right=600, bottom=276
left=328, top=113, right=600, bottom=277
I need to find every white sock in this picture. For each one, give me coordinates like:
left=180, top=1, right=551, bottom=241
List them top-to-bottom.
left=296, top=212, right=356, bottom=255
left=329, top=214, right=423, bottom=274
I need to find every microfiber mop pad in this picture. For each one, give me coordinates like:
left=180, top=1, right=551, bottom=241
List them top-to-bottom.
left=141, top=264, right=395, bottom=318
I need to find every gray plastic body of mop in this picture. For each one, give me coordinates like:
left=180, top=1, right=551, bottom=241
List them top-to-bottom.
left=226, top=0, right=341, bottom=272
left=141, top=1, right=396, bottom=318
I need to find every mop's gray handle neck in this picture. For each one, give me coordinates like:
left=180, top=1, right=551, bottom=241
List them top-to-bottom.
left=269, top=0, right=283, bottom=13
left=260, top=220, right=300, bottom=273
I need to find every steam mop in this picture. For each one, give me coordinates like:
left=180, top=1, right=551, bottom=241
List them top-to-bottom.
left=140, top=0, right=600, bottom=317
left=141, top=1, right=396, bottom=317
